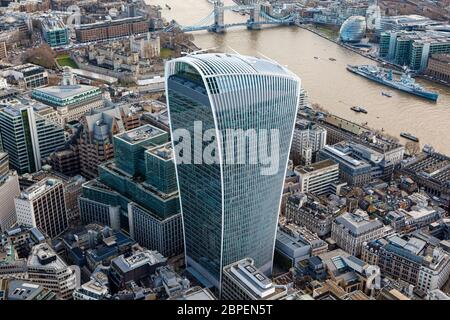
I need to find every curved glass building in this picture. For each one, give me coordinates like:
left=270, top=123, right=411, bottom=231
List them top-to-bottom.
left=339, top=16, right=367, bottom=43
left=166, top=53, right=300, bottom=292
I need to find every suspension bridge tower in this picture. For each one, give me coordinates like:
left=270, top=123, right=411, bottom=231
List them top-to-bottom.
left=213, top=0, right=225, bottom=33
left=247, top=3, right=261, bottom=30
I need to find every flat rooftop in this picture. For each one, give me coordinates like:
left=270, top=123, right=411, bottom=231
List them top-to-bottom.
left=33, top=84, right=100, bottom=100
left=115, top=124, right=165, bottom=145
left=147, top=142, right=173, bottom=161
left=295, top=159, right=338, bottom=174
left=20, top=178, right=62, bottom=200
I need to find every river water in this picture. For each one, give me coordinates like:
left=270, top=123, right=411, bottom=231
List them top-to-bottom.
left=152, top=0, right=450, bottom=154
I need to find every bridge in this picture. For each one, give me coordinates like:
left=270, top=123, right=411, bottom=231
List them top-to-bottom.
left=165, top=1, right=298, bottom=33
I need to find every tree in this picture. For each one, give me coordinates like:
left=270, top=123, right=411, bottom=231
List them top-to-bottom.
left=24, top=44, right=56, bottom=69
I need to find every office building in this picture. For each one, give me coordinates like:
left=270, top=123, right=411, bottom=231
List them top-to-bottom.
left=379, top=15, right=437, bottom=34
left=41, top=16, right=69, bottom=47
left=75, top=16, right=149, bottom=43
left=379, top=30, right=450, bottom=71
left=166, top=53, right=300, bottom=290
left=426, top=54, right=450, bottom=83
left=2, top=64, right=48, bottom=89
left=31, top=82, right=104, bottom=126
left=0, top=103, right=65, bottom=174
left=78, top=104, right=141, bottom=179
left=291, top=119, right=327, bottom=165
left=79, top=125, right=183, bottom=257
left=319, top=143, right=374, bottom=186
left=49, top=146, right=80, bottom=177
left=399, top=151, right=450, bottom=205
left=0, top=155, right=21, bottom=232
left=295, top=159, right=339, bottom=196
left=15, top=177, right=68, bottom=239
left=285, top=193, right=337, bottom=237
left=386, top=206, right=445, bottom=233
left=331, top=210, right=387, bottom=256
left=275, top=224, right=328, bottom=267
left=362, top=235, right=450, bottom=293
left=27, top=243, right=79, bottom=299
left=109, top=249, right=166, bottom=292
left=316, top=249, right=381, bottom=295
left=221, top=258, right=289, bottom=300
left=72, top=279, right=110, bottom=300
left=5, top=280, right=57, bottom=300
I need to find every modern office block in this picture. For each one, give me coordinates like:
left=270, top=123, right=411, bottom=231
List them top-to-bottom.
left=41, top=17, right=69, bottom=47
left=166, top=53, right=300, bottom=290
left=0, top=104, right=65, bottom=174
left=79, top=125, right=183, bottom=257
left=294, top=159, right=339, bottom=196
left=15, top=177, right=69, bottom=239
left=27, top=243, right=79, bottom=299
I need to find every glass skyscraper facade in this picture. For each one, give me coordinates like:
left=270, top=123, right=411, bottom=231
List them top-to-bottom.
left=166, top=53, right=300, bottom=290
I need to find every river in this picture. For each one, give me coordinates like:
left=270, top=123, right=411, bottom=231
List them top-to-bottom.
left=151, top=0, right=450, bottom=154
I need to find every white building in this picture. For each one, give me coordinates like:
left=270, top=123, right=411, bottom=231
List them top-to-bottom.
left=291, top=119, right=327, bottom=165
left=295, top=159, right=339, bottom=196
left=15, top=178, right=68, bottom=238
left=332, top=210, right=389, bottom=256
left=27, top=243, right=79, bottom=299
left=417, top=247, right=450, bottom=293
left=73, top=279, right=110, bottom=300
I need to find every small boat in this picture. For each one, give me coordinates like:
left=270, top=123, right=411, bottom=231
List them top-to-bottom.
left=165, top=4, right=171, bottom=9
left=314, top=56, right=319, bottom=59
left=329, top=57, right=336, bottom=61
left=382, top=91, right=392, bottom=97
left=351, top=106, right=367, bottom=114
left=400, top=132, right=419, bottom=142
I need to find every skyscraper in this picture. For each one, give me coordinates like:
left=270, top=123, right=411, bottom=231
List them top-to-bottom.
left=165, top=53, right=300, bottom=291
left=0, top=103, right=65, bottom=174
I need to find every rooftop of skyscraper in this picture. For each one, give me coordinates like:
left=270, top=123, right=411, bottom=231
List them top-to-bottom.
left=174, top=53, right=298, bottom=79
left=115, top=124, right=165, bottom=145
left=147, top=142, right=173, bottom=161
left=19, top=177, right=62, bottom=201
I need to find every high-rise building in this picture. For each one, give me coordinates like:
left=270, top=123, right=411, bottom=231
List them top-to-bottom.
left=40, top=16, right=69, bottom=47
left=379, top=30, right=450, bottom=71
left=166, top=53, right=300, bottom=290
left=0, top=103, right=65, bottom=174
left=78, top=105, right=141, bottom=179
left=291, top=119, right=327, bottom=166
left=79, top=125, right=183, bottom=257
left=0, top=153, right=21, bottom=232
left=294, top=159, right=339, bottom=196
left=15, top=177, right=68, bottom=238
left=27, top=243, right=79, bottom=299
